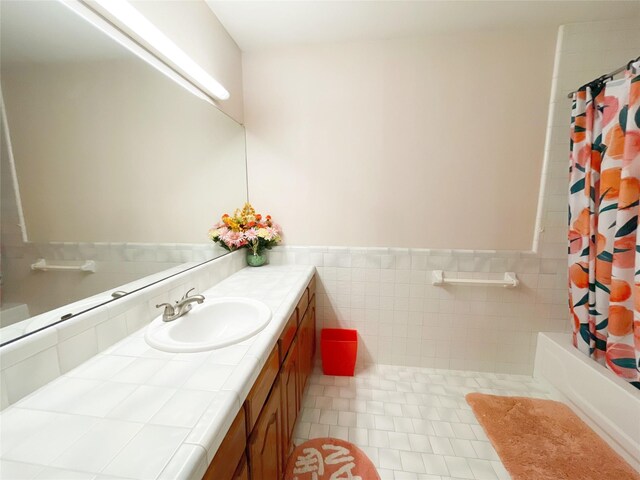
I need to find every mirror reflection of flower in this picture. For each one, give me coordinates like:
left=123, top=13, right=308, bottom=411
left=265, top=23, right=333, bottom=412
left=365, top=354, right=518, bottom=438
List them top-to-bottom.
left=208, top=203, right=282, bottom=254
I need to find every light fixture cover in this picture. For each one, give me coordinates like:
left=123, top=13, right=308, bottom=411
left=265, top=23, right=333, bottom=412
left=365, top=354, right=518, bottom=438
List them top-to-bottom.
left=93, top=0, right=230, bottom=101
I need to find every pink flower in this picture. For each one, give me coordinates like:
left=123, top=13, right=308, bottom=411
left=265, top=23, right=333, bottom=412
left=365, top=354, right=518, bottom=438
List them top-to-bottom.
left=266, top=227, right=280, bottom=240
left=244, top=228, right=258, bottom=242
left=223, top=230, right=246, bottom=248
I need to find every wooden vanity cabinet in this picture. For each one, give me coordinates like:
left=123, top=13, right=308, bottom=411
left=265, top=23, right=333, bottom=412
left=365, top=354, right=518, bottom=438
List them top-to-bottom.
left=202, top=275, right=316, bottom=480
left=297, top=295, right=316, bottom=402
left=278, top=311, right=298, bottom=366
left=280, top=336, right=299, bottom=462
left=245, top=346, right=280, bottom=433
left=248, top=381, right=283, bottom=480
left=202, top=408, right=246, bottom=480
left=233, top=455, right=249, bottom=480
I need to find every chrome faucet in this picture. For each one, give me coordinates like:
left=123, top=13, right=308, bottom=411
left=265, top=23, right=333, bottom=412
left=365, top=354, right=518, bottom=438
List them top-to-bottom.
left=156, top=288, right=205, bottom=322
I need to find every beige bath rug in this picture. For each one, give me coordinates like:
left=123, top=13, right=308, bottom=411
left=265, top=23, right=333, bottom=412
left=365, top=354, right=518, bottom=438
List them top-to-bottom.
left=466, top=393, right=640, bottom=480
left=284, top=437, right=380, bottom=480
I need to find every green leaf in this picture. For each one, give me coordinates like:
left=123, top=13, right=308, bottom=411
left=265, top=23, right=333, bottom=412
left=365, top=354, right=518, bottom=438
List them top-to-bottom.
left=619, top=105, right=628, bottom=133
left=593, top=134, right=603, bottom=148
left=570, top=179, right=586, bottom=194
left=622, top=200, right=640, bottom=210
left=600, top=203, right=618, bottom=213
left=615, top=216, right=637, bottom=238
left=580, top=246, right=590, bottom=257
left=597, top=251, right=613, bottom=262
left=594, top=280, right=610, bottom=294
left=574, top=293, right=589, bottom=307
left=596, top=319, right=608, bottom=330
left=579, top=323, right=590, bottom=344
left=592, top=334, right=607, bottom=352
left=610, top=358, right=637, bottom=369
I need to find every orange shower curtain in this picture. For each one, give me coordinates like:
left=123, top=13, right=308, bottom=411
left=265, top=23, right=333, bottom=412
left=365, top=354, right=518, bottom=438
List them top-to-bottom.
left=568, top=60, right=640, bottom=389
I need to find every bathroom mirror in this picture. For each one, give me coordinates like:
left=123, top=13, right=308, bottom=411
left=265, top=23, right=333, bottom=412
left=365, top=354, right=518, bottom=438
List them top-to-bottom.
left=0, top=0, right=247, bottom=344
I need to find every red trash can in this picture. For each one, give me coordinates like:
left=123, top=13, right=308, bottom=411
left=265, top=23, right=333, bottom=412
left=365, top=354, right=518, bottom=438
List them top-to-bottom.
left=321, top=328, right=358, bottom=376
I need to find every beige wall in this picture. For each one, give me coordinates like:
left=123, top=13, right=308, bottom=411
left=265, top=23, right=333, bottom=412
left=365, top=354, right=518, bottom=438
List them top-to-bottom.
left=97, top=0, right=244, bottom=123
left=243, top=29, right=557, bottom=250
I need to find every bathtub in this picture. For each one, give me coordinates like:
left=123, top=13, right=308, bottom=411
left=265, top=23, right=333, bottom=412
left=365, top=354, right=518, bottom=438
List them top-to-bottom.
left=534, top=332, right=640, bottom=471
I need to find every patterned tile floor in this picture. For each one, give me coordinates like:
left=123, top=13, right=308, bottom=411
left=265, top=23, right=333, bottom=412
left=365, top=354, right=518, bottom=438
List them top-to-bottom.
left=293, top=364, right=552, bottom=480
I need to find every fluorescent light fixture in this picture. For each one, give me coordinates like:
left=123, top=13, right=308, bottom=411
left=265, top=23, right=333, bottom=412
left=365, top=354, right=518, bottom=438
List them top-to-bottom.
left=60, top=0, right=215, bottom=105
left=93, top=0, right=230, bottom=101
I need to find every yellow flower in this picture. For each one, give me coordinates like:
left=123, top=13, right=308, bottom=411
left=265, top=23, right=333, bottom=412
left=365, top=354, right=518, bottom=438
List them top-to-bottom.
left=257, top=228, right=268, bottom=238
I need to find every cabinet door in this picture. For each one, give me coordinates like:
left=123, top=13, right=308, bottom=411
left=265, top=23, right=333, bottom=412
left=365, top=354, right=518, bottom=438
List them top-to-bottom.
left=309, top=295, right=316, bottom=361
left=298, top=296, right=316, bottom=398
left=296, top=308, right=308, bottom=405
left=280, top=336, right=299, bottom=464
left=245, top=346, right=279, bottom=434
left=248, top=381, right=282, bottom=480
left=202, top=408, right=246, bottom=480
left=232, top=454, right=249, bottom=480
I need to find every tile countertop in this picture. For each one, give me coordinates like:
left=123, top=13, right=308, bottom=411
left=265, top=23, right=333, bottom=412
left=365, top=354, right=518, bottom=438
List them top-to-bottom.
left=0, top=265, right=315, bottom=480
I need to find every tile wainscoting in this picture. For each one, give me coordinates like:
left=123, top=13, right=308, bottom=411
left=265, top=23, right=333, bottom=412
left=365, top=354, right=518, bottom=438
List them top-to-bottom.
left=0, top=241, right=227, bottom=323
left=268, top=246, right=568, bottom=375
left=0, top=251, right=246, bottom=409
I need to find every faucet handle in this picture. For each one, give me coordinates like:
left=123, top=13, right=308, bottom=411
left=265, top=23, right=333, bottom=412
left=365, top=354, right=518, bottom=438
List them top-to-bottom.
left=181, top=288, right=196, bottom=301
left=156, top=302, right=176, bottom=315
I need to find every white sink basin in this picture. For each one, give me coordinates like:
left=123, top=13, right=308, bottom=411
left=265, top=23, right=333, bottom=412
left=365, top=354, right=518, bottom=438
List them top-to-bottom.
left=145, top=297, right=272, bottom=353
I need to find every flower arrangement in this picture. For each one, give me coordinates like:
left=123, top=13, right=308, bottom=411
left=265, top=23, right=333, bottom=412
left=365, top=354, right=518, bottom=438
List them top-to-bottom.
left=208, top=203, right=282, bottom=256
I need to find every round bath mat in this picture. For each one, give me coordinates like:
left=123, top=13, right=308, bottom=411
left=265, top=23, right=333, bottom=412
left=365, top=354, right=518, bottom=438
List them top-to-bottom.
left=284, top=437, right=380, bottom=480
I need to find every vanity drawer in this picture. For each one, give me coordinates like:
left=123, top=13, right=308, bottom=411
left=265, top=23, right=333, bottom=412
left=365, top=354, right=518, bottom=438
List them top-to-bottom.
left=308, top=275, right=316, bottom=301
left=296, top=292, right=309, bottom=325
left=278, top=310, right=298, bottom=365
left=244, top=345, right=279, bottom=433
left=203, top=407, right=246, bottom=480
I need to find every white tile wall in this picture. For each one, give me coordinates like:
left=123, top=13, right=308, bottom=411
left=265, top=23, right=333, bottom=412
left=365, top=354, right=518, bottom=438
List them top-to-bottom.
left=268, top=19, right=640, bottom=375
left=0, top=241, right=227, bottom=328
left=268, top=246, right=567, bottom=374
left=0, top=251, right=246, bottom=409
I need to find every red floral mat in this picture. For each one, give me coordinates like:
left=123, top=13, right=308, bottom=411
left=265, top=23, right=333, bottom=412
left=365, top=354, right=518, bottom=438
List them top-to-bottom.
left=284, top=437, right=380, bottom=480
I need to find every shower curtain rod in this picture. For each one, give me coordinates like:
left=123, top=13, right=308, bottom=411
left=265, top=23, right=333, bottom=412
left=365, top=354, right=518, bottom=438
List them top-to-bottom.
left=567, top=55, right=640, bottom=99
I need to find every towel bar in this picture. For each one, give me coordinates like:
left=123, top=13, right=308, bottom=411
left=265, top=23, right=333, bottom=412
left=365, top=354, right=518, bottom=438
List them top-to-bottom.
left=31, top=258, right=97, bottom=273
left=432, top=270, right=518, bottom=288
